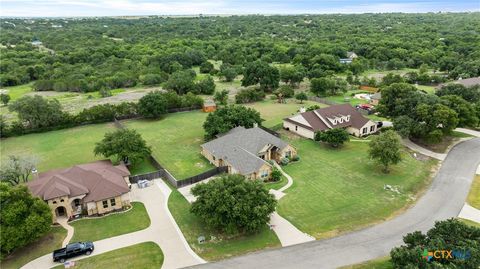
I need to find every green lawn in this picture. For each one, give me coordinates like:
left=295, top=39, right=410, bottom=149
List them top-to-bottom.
left=2, top=83, right=34, bottom=100
left=415, top=84, right=436, bottom=94
left=323, top=90, right=369, bottom=107
left=246, top=99, right=324, bottom=128
left=123, top=112, right=213, bottom=179
left=0, top=122, right=154, bottom=175
left=0, top=123, right=116, bottom=173
left=278, top=137, right=437, bottom=239
left=264, top=174, right=288, bottom=190
left=467, top=175, right=480, bottom=209
left=168, top=190, right=281, bottom=261
left=70, top=202, right=150, bottom=242
left=459, top=218, right=480, bottom=228
left=1, top=227, right=67, bottom=269
left=52, top=242, right=163, bottom=269
left=340, top=257, right=393, bottom=269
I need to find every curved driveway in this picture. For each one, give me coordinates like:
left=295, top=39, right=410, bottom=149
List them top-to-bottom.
left=191, top=138, right=480, bottom=269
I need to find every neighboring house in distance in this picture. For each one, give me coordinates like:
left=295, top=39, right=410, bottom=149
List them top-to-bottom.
left=31, top=40, right=42, bottom=46
left=340, top=51, right=358, bottom=64
left=436, top=76, right=480, bottom=89
left=370, top=92, right=382, bottom=106
left=203, top=100, right=216, bottom=113
left=283, top=104, right=379, bottom=139
left=201, top=126, right=297, bottom=180
left=27, top=160, right=131, bottom=223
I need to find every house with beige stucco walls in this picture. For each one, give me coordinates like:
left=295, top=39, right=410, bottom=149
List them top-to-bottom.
left=283, top=104, right=379, bottom=139
left=201, top=126, right=296, bottom=180
left=27, top=160, right=131, bottom=223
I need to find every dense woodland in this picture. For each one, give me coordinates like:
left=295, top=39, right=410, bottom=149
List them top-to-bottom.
left=1, top=13, right=480, bottom=89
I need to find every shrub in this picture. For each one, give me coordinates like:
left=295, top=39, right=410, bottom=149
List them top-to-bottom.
left=199, top=61, right=214, bottom=74
left=194, top=76, right=216, bottom=95
left=276, top=85, right=295, bottom=98
left=235, top=88, right=265, bottom=104
left=291, top=155, right=300, bottom=162
left=280, top=157, right=289, bottom=166
left=271, top=168, right=282, bottom=182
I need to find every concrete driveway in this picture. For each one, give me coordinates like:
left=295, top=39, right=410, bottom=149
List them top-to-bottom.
left=190, top=138, right=480, bottom=269
left=22, top=179, right=205, bottom=269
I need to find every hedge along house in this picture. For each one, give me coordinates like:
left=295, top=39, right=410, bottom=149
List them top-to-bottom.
left=283, top=104, right=379, bottom=139
left=201, top=126, right=297, bottom=180
left=27, top=160, right=131, bottom=223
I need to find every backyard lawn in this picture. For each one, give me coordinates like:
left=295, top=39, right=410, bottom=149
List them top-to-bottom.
left=0, top=122, right=155, bottom=175
left=278, top=136, right=438, bottom=239
left=467, top=175, right=480, bottom=209
left=168, top=190, right=281, bottom=261
left=70, top=202, right=150, bottom=242
left=1, top=227, right=67, bottom=269
left=52, top=242, right=164, bottom=269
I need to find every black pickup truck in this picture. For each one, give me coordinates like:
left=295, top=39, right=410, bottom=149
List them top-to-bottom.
left=53, top=242, right=94, bottom=263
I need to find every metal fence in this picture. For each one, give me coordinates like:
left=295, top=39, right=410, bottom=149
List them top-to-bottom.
left=308, top=96, right=339, bottom=106
left=259, top=125, right=280, bottom=137
left=176, top=166, right=228, bottom=188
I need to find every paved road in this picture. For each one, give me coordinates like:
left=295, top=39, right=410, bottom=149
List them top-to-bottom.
left=190, top=138, right=480, bottom=269
left=22, top=179, right=205, bottom=269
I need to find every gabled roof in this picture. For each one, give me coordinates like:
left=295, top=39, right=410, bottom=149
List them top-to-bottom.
left=284, top=104, right=372, bottom=132
left=202, top=127, right=289, bottom=175
left=28, top=160, right=130, bottom=202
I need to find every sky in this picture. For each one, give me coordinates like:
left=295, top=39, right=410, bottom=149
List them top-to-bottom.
left=0, top=0, right=479, bottom=17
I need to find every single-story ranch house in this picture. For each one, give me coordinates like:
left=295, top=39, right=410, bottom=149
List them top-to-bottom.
left=283, top=104, right=379, bottom=139
left=201, top=126, right=296, bottom=180
left=27, top=160, right=131, bottom=223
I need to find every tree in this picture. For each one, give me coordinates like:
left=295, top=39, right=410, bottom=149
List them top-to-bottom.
left=199, top=61, right=214, bottom=74
left=241, top=61, right=280, bottom=92
left=219, top=65, right=237, bottom=82
left=279, top=65, right=305, bottom=87
left=164, top=70, right=196, bottom=94
left=140, top=73, right=167, bottom=85
left=381, top=73, right=405, bottom=86
left=194, top=76, right=216, bottom=95
left=309, top=77, right=348, bottom=96
left=436, top=84, right=480, bottom=102
left=235, top=88, right=265, bottom=104
left=214, top=89, right=229, bottom=105
left=137, top=91, right=168, bottom=118
left=295, top=92, right=308, bottom=103
left=1, top=94, right=11, bottom=106
left=9, top=95, right=69, bottom=129
left=440, top=95, right=478, bottom=127
left=203, top=105, right=263, bottom=139
left=94, top=128, right=151, bottom=165
left=314, top=128, right=350, bottom=147
left=368, top=130, right=402, bottom=173
left=0, top=155, right=38, bottom=185
left=270, top=168, right=282, bottom=182
left=191, top=175, right=276, bottom=234
left=0, top=183, right=52, bottom=255
left=390, top=219, right=480, bottom=268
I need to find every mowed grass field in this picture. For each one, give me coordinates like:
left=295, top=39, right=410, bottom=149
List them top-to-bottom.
left=0, top=123, right=116, bottom=173
left=278, top=136, right=437, bottom=239
left=467, top=175, right=480, bottom=209
left=52, top=242, right=164, bottom=269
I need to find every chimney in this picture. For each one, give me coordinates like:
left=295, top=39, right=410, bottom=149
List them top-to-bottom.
left=299, top=107, right=306, bottom=113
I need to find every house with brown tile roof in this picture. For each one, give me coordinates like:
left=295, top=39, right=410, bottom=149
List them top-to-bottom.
left=283, top=104, right=379, bottom=139
left=27, top=160, right=131, bottom=223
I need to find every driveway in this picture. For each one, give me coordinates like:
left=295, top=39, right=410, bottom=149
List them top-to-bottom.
left=190, top=138, right=480, bottom=269
left=22, top=179, right=205, bottom=269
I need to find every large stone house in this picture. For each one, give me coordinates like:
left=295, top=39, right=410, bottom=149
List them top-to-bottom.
left=283, top=104, right=379, bottom=139
left=201, top=126, right=296, bottom=180
left=27, top=160, right=131, bottom=223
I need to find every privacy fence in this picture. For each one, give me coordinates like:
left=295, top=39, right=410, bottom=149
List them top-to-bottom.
left=308, top=96, right=339, bottom=106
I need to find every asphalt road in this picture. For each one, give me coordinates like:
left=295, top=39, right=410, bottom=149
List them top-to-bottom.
left=190, top=138, right=480, bottom=269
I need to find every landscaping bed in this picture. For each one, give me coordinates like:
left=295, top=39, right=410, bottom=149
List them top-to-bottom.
left=278, top=137, right=438, bottom=239
left=168, top=190, right=281, bottom=261
left=70, top=202, right=150, bottom=242
left=1, top=227, right=67, bottom=269
left=52, top=242, right=163, bottom=269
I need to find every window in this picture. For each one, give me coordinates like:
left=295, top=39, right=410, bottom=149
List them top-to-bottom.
left=370, top=125, right=375, bottom=132
left=295, top=126, right=298, bottom=131
left=362, top=127, right=367, bottom=134
left=285, top=151, right=291, bottom=158
left=261, top=170, right=269, bottom=178
left=110, top=198, right=116, bottom=207
left=60, top=199, right=64, bottom=202
left=74, top=199, right=80, bottom=207
left=102, top=200, right=108, bottom=208
left=52, top=201, right=57, bottom=204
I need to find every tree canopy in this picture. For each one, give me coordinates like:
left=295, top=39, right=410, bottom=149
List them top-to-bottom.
left=203, top=105, right=263, bottom=140
left=368, top=130, right=403, bottom=173
left=190, top=174, right=277, bottom=234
